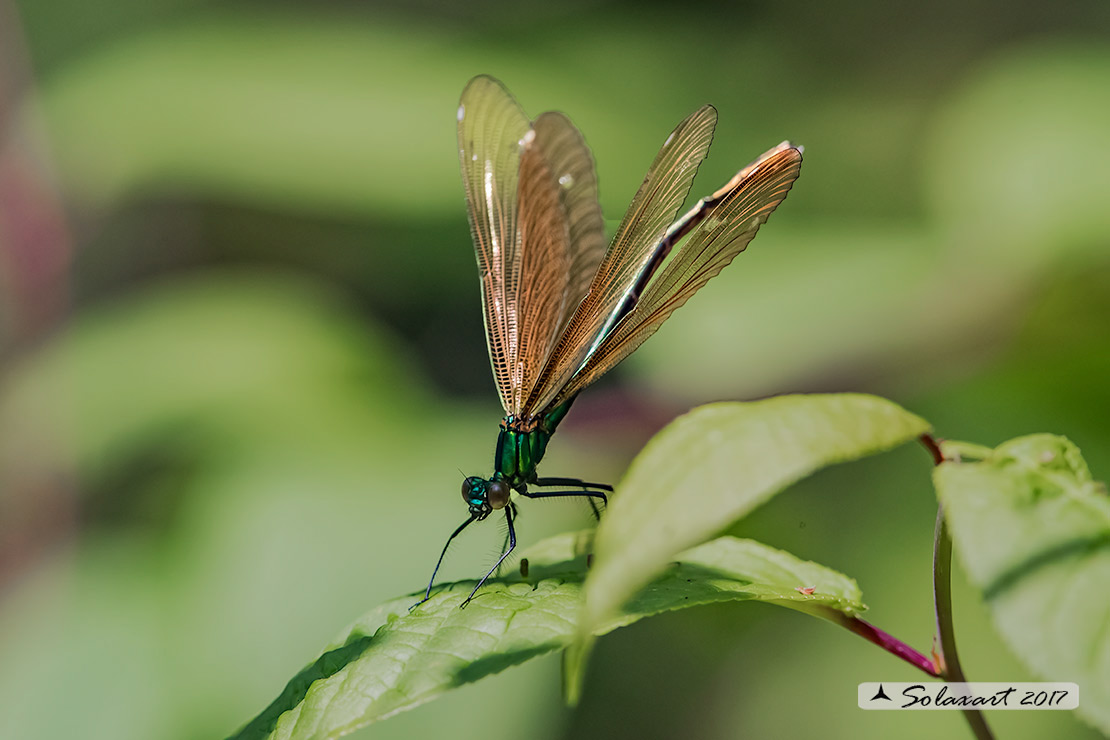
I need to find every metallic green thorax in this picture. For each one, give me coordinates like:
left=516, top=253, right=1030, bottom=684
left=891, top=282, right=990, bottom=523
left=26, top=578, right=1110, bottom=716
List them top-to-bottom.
left=494, top=399, right=574, bottom=489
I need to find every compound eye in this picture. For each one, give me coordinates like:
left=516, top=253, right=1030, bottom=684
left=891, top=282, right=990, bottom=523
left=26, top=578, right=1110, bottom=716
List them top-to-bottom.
left=461, top=476, right=485, bottom=505
left=487, top=479, right=511, bottom=510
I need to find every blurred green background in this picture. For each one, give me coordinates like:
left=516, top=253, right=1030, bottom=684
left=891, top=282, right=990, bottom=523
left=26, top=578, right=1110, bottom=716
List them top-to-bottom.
left=1, top=1, right=1108, bottom=738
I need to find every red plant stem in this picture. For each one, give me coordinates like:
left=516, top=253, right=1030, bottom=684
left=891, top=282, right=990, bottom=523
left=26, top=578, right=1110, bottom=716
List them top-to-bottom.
left=920, top=432, right=944, bottom=466
left=837, top=614, right=940, bottom=677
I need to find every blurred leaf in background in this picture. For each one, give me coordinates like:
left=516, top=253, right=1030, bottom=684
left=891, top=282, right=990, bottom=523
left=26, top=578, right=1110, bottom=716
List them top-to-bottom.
left=1, top=1, right=1108, bottom=739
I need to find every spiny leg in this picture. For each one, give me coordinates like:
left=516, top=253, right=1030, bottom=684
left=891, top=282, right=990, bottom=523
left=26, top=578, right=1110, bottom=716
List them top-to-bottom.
left=534, top=476, right=613, bottom=492
left=533, top=477, right=611, bottom=520
left=521, top=488, right=609, bottom=521
left=584, top=495, right=600, bottom=521
left=495, top=502, right=519, bottom=576
left=462, top=506, right=516, bottom=608
left=411, top=515, right=476, bottom=610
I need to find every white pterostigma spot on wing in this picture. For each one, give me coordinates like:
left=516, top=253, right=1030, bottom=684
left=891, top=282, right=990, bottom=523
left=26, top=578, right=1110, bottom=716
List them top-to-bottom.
left=457, top=104, right=465, bottom=122
left=519, top=129, right=537, bottom=149
left=484, top=170, right=498, bottom=251
left=559, top=173, right=575, bottom=189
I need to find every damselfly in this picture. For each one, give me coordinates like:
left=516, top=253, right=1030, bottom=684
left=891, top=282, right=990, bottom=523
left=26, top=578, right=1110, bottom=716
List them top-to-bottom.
left=417, top=75, right=802, bottom=607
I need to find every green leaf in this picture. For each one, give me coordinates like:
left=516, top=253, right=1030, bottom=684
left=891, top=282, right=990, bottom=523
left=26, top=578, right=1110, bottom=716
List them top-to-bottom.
left=578, top=394, right=928, bottom=647
left=935, top=434, right=1110, bottom=734
left=228, top=531, right=865, bottom=740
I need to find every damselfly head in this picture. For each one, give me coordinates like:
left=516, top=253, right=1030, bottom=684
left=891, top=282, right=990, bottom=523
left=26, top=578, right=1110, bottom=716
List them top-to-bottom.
left=461, top=475, right=510, bottom=518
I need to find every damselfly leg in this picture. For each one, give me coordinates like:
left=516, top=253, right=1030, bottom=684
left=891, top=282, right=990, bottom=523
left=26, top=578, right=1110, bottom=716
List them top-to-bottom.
left=532, top=476, right=612, bottom=519
left=462, top=506, right=517, bottom=608
left=412, top=515, right=476, bottom=610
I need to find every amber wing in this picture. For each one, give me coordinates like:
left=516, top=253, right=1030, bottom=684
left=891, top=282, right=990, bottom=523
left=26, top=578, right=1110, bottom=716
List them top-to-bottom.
left=458, top=76, right=606, bottom=416
left=521, top=105, right=719, bottom=416
left=550, top=142, right=804, bottom=406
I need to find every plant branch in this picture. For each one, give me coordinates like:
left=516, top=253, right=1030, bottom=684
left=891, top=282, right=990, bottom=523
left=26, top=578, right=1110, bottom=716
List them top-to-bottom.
left=920, top=432, right=945, bottom=466
left=925, top=434, right=995, bottom=740
left=820, top=609, right=940, bottom=676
